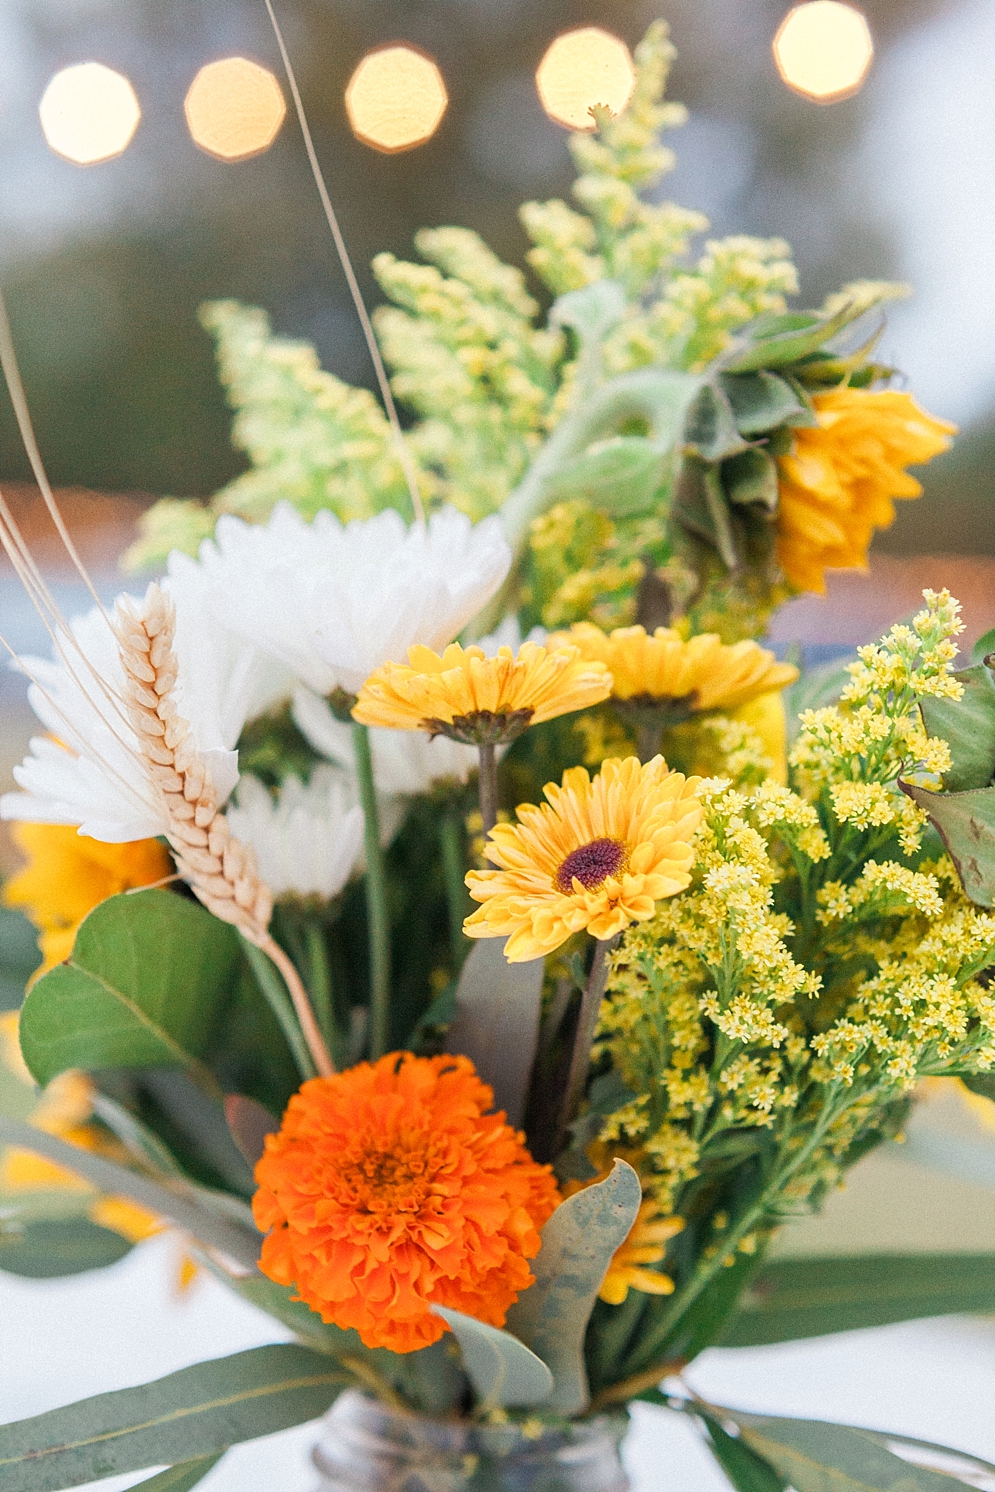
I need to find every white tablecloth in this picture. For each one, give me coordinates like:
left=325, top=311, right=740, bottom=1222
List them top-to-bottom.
left=2, top=1232, right=994, bottom=1492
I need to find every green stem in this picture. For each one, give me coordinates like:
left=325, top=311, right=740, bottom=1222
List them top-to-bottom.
left=353, top=721, right=392, bottom=1060
left=478, top=743, right=498, bottom=835
left=440, top=811, right=470, bottom=971
left=305, top=921, right=335, bottom=1055
left=557, top=935, right=619, bottom=1147
left=241, top=938, right=316, bottom=1082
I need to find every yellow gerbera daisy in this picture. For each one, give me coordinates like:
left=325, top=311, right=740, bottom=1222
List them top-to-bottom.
left=775, top=387, right=956, bottom=594
left=552, top=623, right=798, bottom=722
left=353, top=640, right=612, bottom=746
left=464, top=756, right=702, bottom=960
left=3, top=822, right=172, bottom=982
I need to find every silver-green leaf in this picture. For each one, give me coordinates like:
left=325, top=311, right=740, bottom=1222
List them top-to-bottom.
left=444, top=938, right=544, bottom=1126
left=505, top=1159, right=641, bottom=1415
left=430, top=1307, right=553, bottom=1411
left=728, top=1411, right=974, bottom=1492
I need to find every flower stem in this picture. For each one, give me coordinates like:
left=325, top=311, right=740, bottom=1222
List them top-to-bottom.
left=353, top=721, right=392, bottom=1060
left=478, top=743, right=498, bottom=835
left=440, top=810, right=469, bottom=971
left=557, top=934, right=619, bottom=1148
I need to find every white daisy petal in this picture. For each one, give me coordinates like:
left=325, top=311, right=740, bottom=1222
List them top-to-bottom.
left=226, top=768, right=365, bottom=901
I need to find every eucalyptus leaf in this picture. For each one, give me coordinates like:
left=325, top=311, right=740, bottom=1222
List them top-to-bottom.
left=550, top=280, right=627, bottom=352
left=719, top=371, right=804, bottom=435
left=547, top=437, right=667, bottom=517
left=972, top=629, right=995, bottom=666
left=919, top=665, right=995, bottom=792
left=899, top=780, right=995, bottom=908
left=19, top=890, right=241, bottom=1088
left=0, top=906, right=40, bottom=1011
left=444, top=938, right=544, bottom=1126
left=224, top=1094, right=279, bottom=1168
left=0, top=1114, right=261, bottom=1270
left=505, top=1159, right=641, bottom=1415
left=0, top=1218, right=132, bottom=1278
left=719, top=1253, right=995, bottom=1347
left=430, top=1306, right=553, bottom=1411
left=0, top=1345, right=347, bottom=1492
left=727, top=1410, right=973, bottom=1492
left=696, top=1412, right=788, bottom=1492
left=112, top=1455, right=224, bottom=1491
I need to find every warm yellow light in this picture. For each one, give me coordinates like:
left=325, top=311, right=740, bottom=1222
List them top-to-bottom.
left=773, top=2, right=873, bottom=103
left=535, top=27, right=635, bottom=133
left=345, top=45, right=448, bottom=153
left=184, top=57, right=286, bottom=161
left=39, top=62, right=140, bottom=165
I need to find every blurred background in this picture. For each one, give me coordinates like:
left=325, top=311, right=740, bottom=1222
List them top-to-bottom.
left=0, top=0, right=990, bottom=549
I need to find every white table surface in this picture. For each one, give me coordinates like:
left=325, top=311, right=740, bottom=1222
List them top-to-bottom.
left=2, top=1230, right=995, bottom=1492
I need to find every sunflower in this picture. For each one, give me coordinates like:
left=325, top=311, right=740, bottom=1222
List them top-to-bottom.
left=775, top=387, right=955, bottom=594
left=552, top=623, right=797, bottom=723
left=352, top=640, right=611, bottom=746
left=464, top=756, right=702, bottom=961
left=3, top=822, right=172, bottom=982
left=252, top=1052, right=561, bottom=1353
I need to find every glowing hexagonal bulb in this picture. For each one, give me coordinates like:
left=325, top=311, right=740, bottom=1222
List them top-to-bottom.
left=773, top=2, right=874, bottom=103
left=535, top=27, right=635, bottom=133
left=345, top=45, right=448, bottom=153
left=185, top=57, right=286, bottom=161
left=39, top=62, right=141, bottom=165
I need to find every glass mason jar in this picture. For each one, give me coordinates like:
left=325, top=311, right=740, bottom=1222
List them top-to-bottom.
left=312, top=1389, right=631, bottom=1492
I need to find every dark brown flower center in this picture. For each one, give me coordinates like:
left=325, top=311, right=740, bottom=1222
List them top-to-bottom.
left=555, top=837, right=627, bottom=893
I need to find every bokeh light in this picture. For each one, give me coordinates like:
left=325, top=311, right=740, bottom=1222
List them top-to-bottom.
left=773, top=2, right=874, bottom=103
left=535, top=27, right=635, bottom=133
left=345, top=45, right=448, bottom=153
left=184, top=57, right=286, bottom=162
left=39, top=62, right=140, bottom=165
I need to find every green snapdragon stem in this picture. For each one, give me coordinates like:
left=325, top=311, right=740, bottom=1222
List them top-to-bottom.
left=353, top=721, right=392, bottom=1060
left=478, top=743, right=498, bottom=835
left=440, top=811, right=469, bottom=970
left=557, top=934, right=619, bottom=1148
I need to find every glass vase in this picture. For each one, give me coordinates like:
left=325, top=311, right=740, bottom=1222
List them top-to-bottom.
left=312, top=1389, right=631, bottom=1492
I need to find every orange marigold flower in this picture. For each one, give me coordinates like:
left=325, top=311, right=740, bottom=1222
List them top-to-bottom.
left=775, top=387, right=955, bottom=594
left=464, top=756, right=702, bottom=961
left=3, top=822, right=171, bottom=982
left=252, top=1053, right=561, bottom=1353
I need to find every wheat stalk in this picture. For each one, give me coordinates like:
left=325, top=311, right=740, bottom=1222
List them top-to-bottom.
left=114, top=582, right=335, bottom=1078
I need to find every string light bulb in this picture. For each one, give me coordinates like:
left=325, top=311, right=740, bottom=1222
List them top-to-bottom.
left=773, top=2, right=874, bottom=103
left=535, top=27, right=635, bottom=133
left=345, top=45, right=448, bottom=153
left=184, top=57, right=286, bottom=161
left=39, top=62, right=141, bottom=165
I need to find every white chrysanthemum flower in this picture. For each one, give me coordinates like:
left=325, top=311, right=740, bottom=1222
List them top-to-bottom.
left=186, top=502, right=511, bottom=695
left=0, top=581, right=288, bottom=844
left=292, top=686, right=478, bottom=797
left=225, top=768, right=364, bottom=901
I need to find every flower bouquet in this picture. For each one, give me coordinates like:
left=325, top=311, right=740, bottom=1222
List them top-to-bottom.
left=2, top=22, right=995, bottom=1492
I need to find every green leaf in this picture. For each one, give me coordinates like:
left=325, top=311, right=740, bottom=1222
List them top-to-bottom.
left=550, top=280, right=627, bottom=354
left=725, top=299, right=872, bottom=374
left=719, top=372, right=804, bottom=435
left=682, top=383, right=748, bottom=462
left=547, top=437, right=667, bottom=517
left=722, top=449, right=779, bottom=512
left=972, top=629, right=995, bottom=666
left=919, top=665, right=995, bottom=792
left=899, top=780, right=995, bottom=907
left=19, top=890, right=241, bottom=1088
left=0, top=906, right=40, bottom=1011
left=444, top=938, right=544, bottom=1127
left=224, top=1094, right=279, bottom=1169
left=0, top=1114, right=261, bottom=1270
left=505, top=1159, right=641, bottom=1415
left=0, top=1218, right=132, bottom=1278
left=719, top=1253, right=995, bottom=1347
left=430, top=1307, right=553, bottom=1411
left=0, top=1345, right=347, bottom=1492
left=728, top=1411, right=974, bottom=1492
left=696, top=1412, right=788, bottom=1492
left=110, top=1454, right=224, bottom=1491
